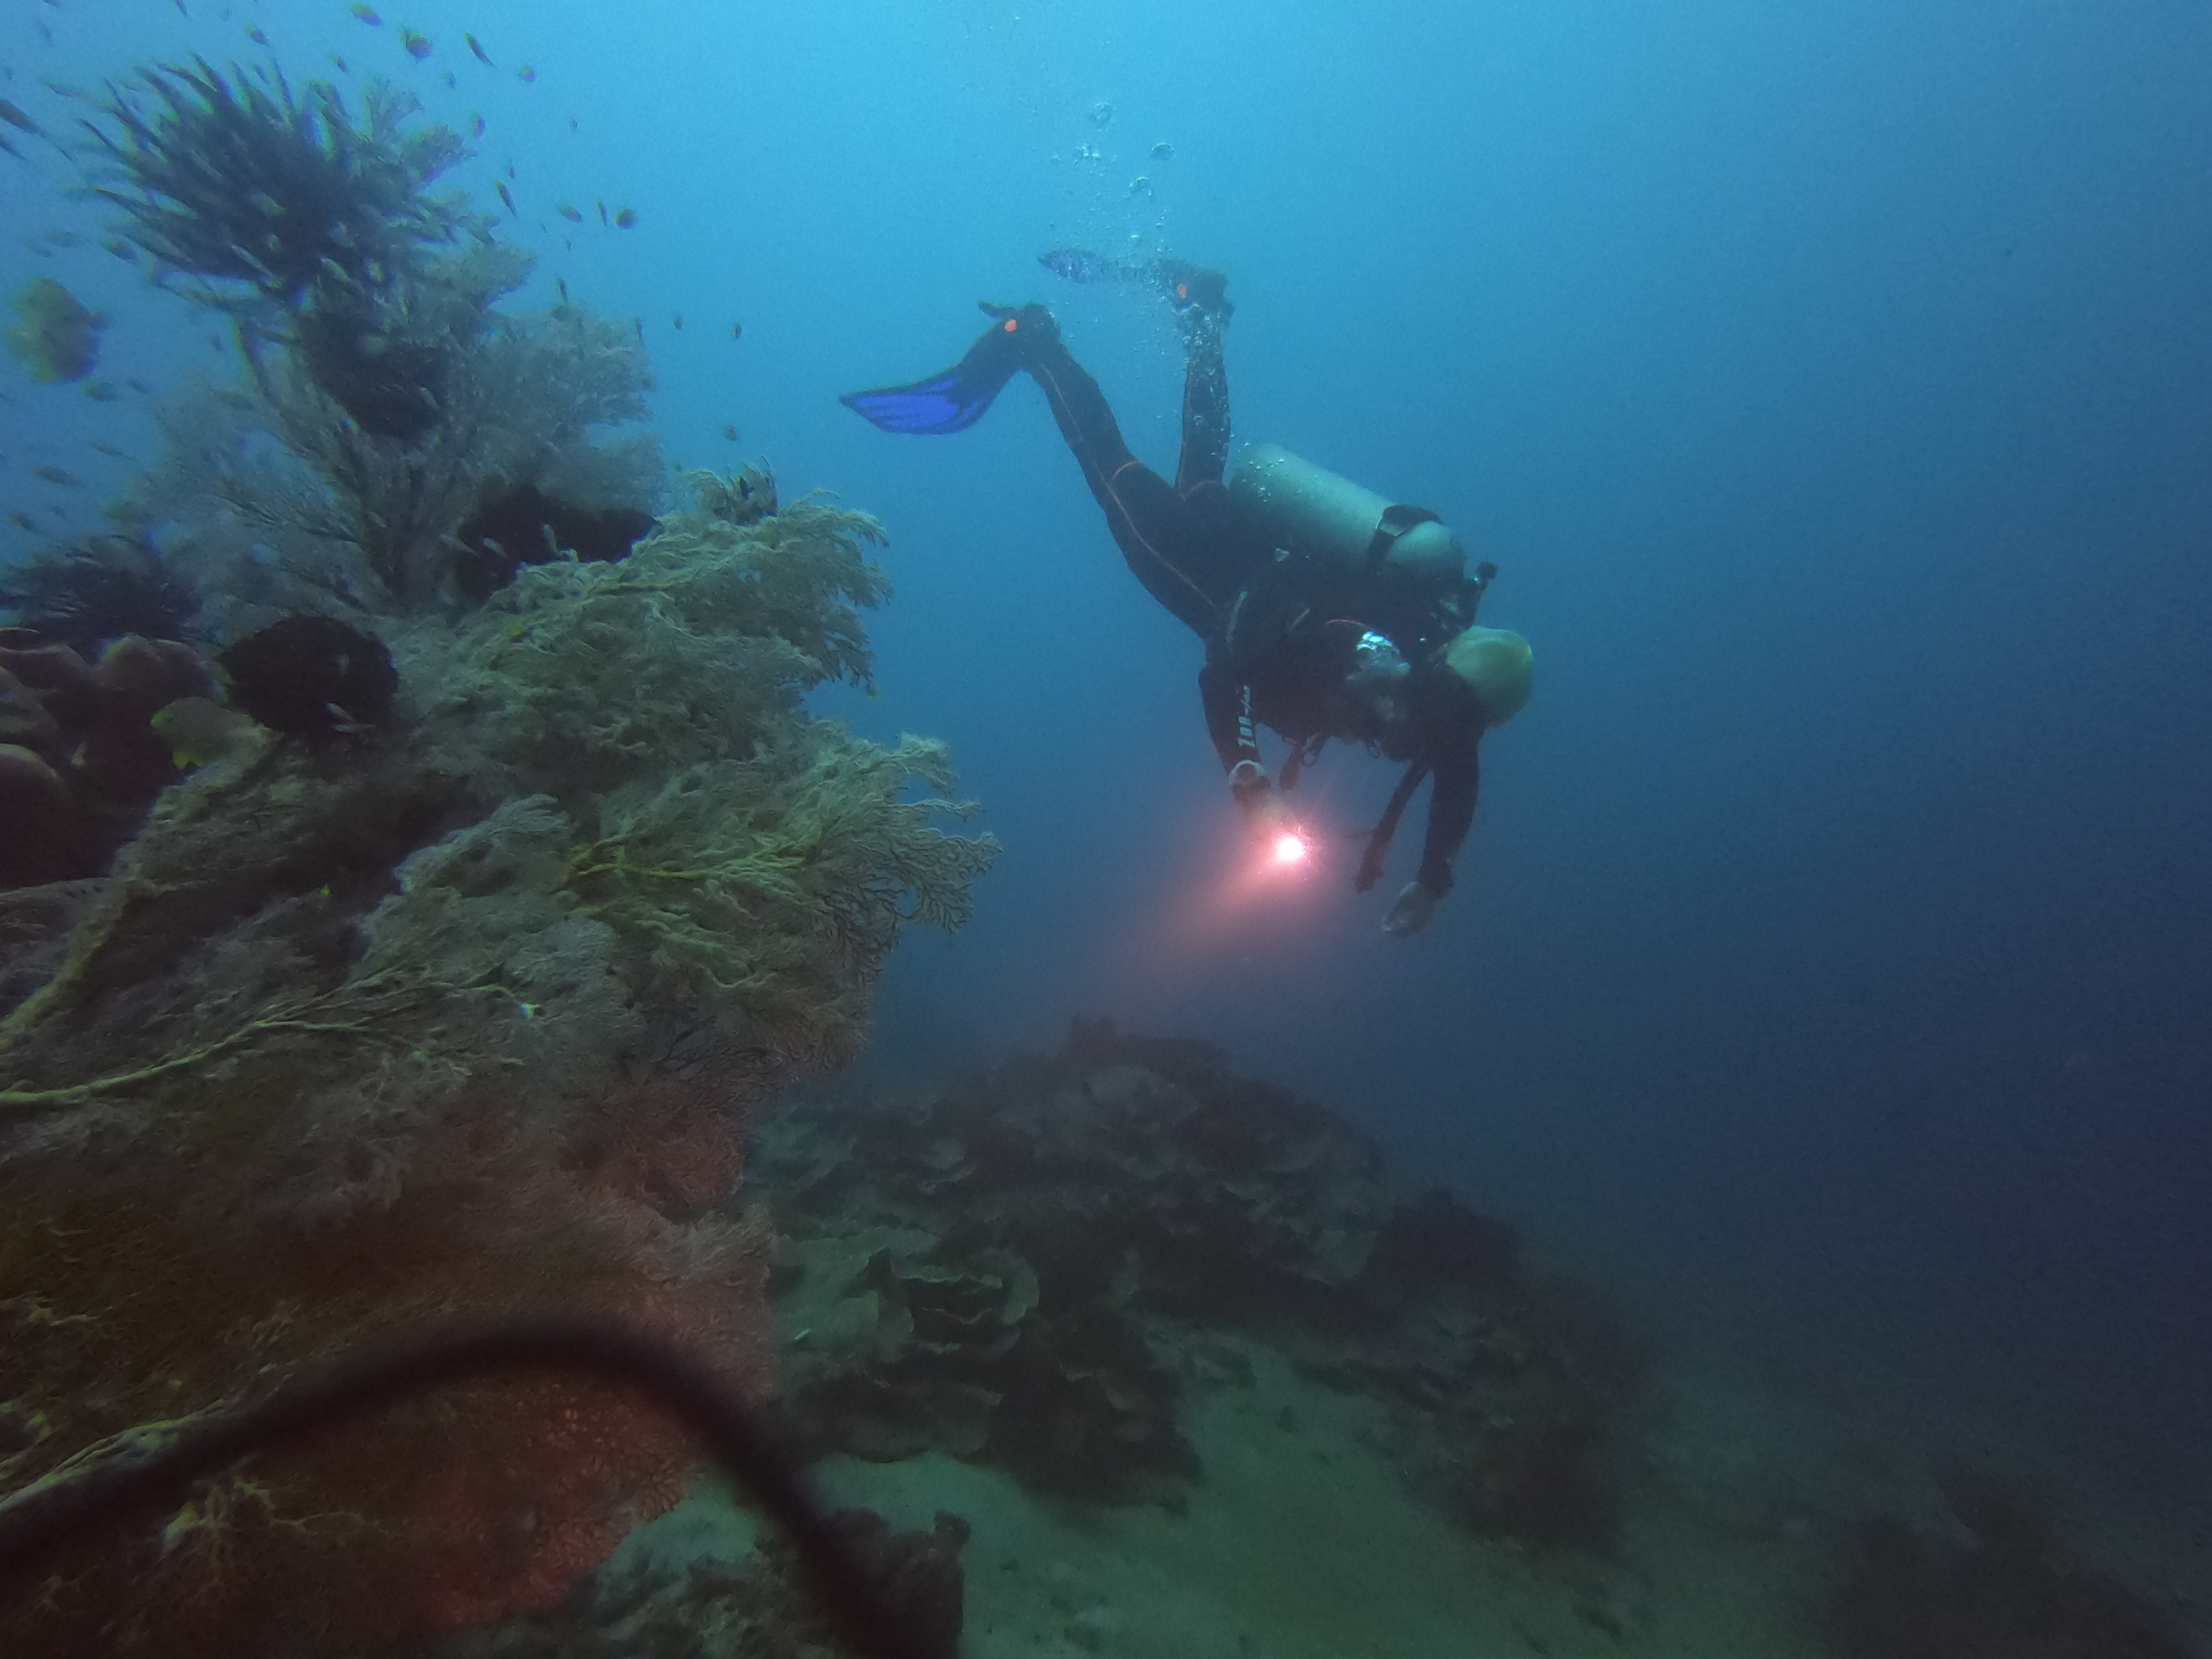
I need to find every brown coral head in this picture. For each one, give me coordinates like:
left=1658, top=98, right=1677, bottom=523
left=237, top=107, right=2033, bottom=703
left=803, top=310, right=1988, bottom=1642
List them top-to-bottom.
left=0, top=630, right=97, bottom=698
left=93, top=634, right=213, bottom=712
left=0, top=666, right=69, bottom=768
left=0, top=742, right=79, bottom=886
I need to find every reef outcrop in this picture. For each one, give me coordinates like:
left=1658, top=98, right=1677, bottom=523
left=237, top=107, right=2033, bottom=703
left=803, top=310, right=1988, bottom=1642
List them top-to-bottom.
left=0, top=476, right=992, bottom=1659
left=753, top=1019, right=1643, bottom=1547
left=1829, top=1467, right=2201, bottom=1659
left=434, top=1507, right=971, bottom=1659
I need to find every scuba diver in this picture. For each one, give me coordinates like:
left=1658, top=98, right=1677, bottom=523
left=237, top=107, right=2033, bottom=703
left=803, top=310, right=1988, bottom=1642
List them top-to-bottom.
left=842, top=255, right=1533, bottom=936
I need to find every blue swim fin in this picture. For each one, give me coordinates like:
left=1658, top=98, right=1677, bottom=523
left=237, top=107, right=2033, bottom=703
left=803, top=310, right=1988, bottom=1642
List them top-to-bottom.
left=842, top=310, right=1040, bottom=435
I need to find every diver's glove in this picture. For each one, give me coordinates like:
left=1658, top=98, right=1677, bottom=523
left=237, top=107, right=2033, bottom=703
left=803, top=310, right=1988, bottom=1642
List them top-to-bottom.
left=1229, top=759, right=1295, bottom=841
left=1382, top=880, right=1442, bottom=937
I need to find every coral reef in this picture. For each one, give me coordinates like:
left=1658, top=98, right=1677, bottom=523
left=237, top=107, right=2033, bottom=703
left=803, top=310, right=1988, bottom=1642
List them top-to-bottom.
left=1, top=45, right=990, bottom=1655
left=3, top=276, right=105, bottom=383
left=0, top=474, right=994, bottom=1653
left=751, top=1019, right=1641, bottom=1540
left=1829, top=1466, right=2199, bottom=1659
left=430, top=1507, right=971, bottom=1659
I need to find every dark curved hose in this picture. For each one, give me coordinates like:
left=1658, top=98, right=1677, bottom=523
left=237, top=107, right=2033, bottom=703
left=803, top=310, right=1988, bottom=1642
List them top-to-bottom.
left=0, top=1319, right=931, bottom=1659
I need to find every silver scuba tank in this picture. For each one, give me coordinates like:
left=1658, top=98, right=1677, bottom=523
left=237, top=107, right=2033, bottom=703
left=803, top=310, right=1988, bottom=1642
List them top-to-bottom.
left=1227, top=443, right=1465, bottom=583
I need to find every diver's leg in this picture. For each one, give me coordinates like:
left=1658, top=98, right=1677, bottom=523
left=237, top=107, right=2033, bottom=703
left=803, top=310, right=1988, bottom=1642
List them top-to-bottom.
left=1175, top=312, right=1230, bottom=495
left=1023, top=331, right=1231, bottom=637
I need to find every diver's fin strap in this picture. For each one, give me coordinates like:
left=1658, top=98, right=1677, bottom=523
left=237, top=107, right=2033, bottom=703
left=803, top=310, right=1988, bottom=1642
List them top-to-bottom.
left=1364, top=504, right=1443, bottom=570
left=1357, top=760, right=1431, bottom=893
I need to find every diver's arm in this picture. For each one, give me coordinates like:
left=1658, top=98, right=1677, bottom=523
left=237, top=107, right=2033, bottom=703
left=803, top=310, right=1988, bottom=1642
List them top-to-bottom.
left=1199, top=660, right=1290, bottom=836
left=1199, top=660, right=1264, bottom=775
left=1383, top=738, right=1479, bottom=936
left=1416, top=740, right=1480, bottom=896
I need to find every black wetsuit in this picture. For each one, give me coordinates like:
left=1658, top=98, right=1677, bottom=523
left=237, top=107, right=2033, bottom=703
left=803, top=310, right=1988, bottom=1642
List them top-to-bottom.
left=1009, top=310, right=1491, bottom=899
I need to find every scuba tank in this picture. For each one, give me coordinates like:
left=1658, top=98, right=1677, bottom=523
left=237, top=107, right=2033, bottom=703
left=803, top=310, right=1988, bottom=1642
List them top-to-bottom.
left=1227, top=443, right=1465, bottom=583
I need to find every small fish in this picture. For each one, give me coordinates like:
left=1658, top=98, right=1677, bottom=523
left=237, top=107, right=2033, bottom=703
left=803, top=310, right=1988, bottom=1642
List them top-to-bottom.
left=173, top=0, right=187, bottom=14
left=349, top=3, right=382, bottom=25
left=247, top=26, right=270, bottom=46
left=400, top=29, right=432, bottom=60
left=465, top=32, right=494, bottom=67
left=331, top=54, right=351, bottom=74
left=517, top=64, right=536, bottom=83
left=441, top=70, right=456, bottom=90
left=0, top=98, right=41, bottom=135
left=469, top=112, right=484, bottom=138
left=568, top=116, right=579, bottom=134
left=0, top=134, right=22, bottom=163
left=1151, top=140, right=1175, bottom=160
left=505, top=160, right=517, bottom=179
left=1128, top=175, right=1152, bottom=197
left=494, top=179, right=515, bottom=215
left=596, top=201, right=608, bottom=226
left=555, top=202, right=582, bottom=222
left=613, top=206, right=637, bottom=229
left=44, top=229, right=82, bottom=247
left=101, top=237, right=137, bottom=262
left=556, top=276, right=569, bottom=301
left=672, top=313, right=683, bottom=330
left=633, top=316, right=644, bottom=343
left=730, top=322, right=742, bottom=340
left=127, top=378, right=151, bottom=394
left=81, top=381, right=118, bottom=403
left=722, top=425, right=738, bottom=441
left=89, top=441, right=134, bottom=458
left=32, top=465, right=82, bottom=486
left=6, top=512, right=37, bottom=531
left=152, top=697, right=261, bottom=769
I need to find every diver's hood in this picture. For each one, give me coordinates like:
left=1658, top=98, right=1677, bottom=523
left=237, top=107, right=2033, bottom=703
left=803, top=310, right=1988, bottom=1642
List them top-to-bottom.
left=1228, top=443, right=1465, bottom=582
left=1441, top=627, right=1533, bottom=726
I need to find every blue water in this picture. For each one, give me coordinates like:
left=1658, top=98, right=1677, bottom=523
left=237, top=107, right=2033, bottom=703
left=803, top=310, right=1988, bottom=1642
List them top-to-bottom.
left=5, top=0, right=2209, bottom=1490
